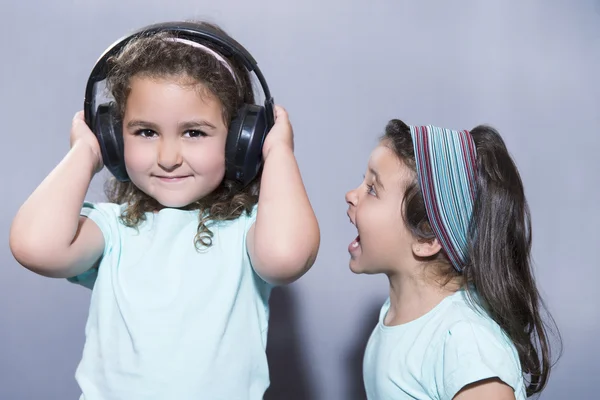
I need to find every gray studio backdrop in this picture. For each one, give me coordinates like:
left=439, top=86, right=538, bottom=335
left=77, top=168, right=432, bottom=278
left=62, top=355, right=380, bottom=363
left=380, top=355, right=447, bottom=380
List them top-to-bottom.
left=1, top=0, right=598, bottom=399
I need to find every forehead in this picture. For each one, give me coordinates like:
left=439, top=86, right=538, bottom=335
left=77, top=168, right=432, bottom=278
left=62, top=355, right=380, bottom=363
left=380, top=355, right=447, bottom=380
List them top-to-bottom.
left=128, top=75, right=215, bottom=101
left=126, top=77, right=224, bottom=115
left=368, top=144, right=413, bottom=188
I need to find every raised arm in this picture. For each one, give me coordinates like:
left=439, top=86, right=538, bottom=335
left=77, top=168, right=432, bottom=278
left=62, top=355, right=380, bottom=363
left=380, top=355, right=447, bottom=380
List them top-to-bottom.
left=246, top=106, right=320, bottom=285
left=9, top=111, right=105, bottom=278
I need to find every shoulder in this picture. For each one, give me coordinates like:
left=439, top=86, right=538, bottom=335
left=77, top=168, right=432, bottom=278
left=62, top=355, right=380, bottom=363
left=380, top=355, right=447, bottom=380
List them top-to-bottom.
left=79, top=201, right=131, bottom=246
left=81, top=201, right=125, bottom=222
left=209, top=203, right=257, bottom=230
left=225, top=203, right=258, bottom=243
left=239, top=203, right=258, bottom=227
left=443, top=291, right=519, bottom=355
left=433, top=294, right=524, bottom=399
left=442, top=317, right=518, bottom=364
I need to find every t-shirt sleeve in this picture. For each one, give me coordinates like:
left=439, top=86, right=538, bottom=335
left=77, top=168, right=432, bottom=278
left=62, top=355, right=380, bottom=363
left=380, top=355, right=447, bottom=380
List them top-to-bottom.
left=66, top=201, right=116, bottom=289
left=242, top=203, right=259, bottom=266
left=243, top=203, right=259, bottom=239
left=242, top=204, right=258, bottom=252
left=439, top=320, right=522, bottom=399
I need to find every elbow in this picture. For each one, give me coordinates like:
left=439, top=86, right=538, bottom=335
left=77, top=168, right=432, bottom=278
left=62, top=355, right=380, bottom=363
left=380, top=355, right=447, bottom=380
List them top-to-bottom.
left=9, top=222, right=34, bottom=269
left=9, top=226, right=66, bottom=278
left=9, top=231, right=43, bottom=274
left=255, top=231, right=320, bottom=286
left=9, top=237, right=25, bottom=267
left=256, top=254, right=313, bottom=286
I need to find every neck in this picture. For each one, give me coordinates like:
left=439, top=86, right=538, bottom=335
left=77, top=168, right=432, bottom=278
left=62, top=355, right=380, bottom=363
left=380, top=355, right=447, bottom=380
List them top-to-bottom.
left=384, top=267, right=460, bottom=326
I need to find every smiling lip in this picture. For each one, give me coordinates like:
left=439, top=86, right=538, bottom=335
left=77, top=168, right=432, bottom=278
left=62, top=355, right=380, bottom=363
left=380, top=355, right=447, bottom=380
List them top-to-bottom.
left=154, top=175, right=191, bottom=183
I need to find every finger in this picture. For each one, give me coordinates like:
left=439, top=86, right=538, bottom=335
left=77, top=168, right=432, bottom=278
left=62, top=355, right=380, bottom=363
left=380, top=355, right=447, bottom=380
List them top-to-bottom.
left=273, top=105, right=289, bottom=123
left=73, top=110, right=85, bottom=121
left=72, top=112, right=92, bottom=134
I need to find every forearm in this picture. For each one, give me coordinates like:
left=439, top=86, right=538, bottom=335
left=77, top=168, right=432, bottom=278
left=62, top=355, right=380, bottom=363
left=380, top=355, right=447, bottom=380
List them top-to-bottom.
left=10, top=142, right=97, bottom=259
left=253, top=146, right=320, bottom=278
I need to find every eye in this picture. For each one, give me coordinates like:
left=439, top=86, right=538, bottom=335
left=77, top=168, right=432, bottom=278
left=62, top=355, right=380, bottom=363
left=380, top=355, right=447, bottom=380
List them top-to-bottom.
left=134, top=129, right=157, bottom=138
left=183, top=130, right=207, bottom=138
left=362, top=174, right=377, bottom=196
left=366, top=183, right=377, bottom=196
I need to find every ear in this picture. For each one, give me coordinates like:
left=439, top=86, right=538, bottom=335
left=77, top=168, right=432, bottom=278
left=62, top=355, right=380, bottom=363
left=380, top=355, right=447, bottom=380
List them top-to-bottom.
left=412, top=238, right=442, bottom=258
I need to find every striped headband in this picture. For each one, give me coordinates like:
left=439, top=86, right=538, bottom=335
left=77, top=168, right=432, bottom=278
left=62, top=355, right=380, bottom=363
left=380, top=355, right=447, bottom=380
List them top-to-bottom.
left=410, top=125, right=478, bottom=272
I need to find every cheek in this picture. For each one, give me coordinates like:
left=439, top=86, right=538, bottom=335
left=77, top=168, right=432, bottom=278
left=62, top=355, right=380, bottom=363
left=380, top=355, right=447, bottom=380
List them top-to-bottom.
left=124, top=140, right=154, bottom=171
left=186, top=141, right=226, bottom=175
left=359, top=201, right=389, bottom=230
left=359, top=203, right=404, bottom=248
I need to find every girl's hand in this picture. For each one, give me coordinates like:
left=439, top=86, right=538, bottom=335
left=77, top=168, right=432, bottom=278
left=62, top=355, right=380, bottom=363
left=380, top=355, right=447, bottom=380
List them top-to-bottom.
left=261, top=105, right=294, bottom=159
left=70, top=111, right=104, bottom=174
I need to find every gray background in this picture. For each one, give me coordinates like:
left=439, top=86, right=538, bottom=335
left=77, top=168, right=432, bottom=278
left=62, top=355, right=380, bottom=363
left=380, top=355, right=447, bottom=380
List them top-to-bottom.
left=1, top=0, right=599, bottom=399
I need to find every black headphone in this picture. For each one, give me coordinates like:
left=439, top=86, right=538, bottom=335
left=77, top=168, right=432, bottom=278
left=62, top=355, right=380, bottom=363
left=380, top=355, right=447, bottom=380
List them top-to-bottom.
left=83, top=21, right=275, bottom=187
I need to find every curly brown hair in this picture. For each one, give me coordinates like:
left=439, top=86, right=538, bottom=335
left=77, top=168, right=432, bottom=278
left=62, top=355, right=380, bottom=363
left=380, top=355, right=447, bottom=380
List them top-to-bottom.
left=103, top=21, right=260, bottom=249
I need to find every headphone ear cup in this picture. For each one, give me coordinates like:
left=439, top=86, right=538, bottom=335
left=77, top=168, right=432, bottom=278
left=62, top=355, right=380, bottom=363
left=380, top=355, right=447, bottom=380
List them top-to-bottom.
left=94, top=102, right=129, bottom=182
left=225, top=104, right=268, bottom=186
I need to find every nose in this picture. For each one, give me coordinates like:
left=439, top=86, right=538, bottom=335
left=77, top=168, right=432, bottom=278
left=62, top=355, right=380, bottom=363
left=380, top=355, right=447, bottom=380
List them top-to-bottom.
left=157, top=138, right=183, bottom=171
left=345, top=188, right=358, bottom=207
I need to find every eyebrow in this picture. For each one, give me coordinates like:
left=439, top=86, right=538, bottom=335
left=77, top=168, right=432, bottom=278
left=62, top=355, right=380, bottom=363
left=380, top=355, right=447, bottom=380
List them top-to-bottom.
left=126, top=119, right=218, bottom=131
left=369, top=167, right=385, bottom=190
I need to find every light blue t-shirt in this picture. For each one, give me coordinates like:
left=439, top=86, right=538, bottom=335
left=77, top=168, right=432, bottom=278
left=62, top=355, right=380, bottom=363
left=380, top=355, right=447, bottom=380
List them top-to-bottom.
left=67, top=202, right=272, bottom=400
left=363, top=289, right=526, bottom=400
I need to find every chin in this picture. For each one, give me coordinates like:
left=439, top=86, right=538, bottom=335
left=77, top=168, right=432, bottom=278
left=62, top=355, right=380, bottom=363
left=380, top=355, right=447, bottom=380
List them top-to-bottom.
left=129, top=176, right=218, bottom=210
left=144, top=189, right=209, bottom=209
left=153, top=195, right=199, bottom=209
left=157, top=201, right=190, bottom=209
left=349, top=258, right=384, bottom=275
left=349, top=259, right=366, bottom=274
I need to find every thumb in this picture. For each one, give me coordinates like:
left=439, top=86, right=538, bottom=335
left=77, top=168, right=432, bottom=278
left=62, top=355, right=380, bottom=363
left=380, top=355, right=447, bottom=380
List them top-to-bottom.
left=273, top=105, right=289, bottom=125
left=73, top=110, right=85, bottom=122
left=72, top=111, right=93, bottom=133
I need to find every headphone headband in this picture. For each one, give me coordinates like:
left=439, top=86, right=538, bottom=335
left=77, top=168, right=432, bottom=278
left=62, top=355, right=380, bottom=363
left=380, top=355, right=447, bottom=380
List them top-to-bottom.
left=84, top=21, right=274, bottom=129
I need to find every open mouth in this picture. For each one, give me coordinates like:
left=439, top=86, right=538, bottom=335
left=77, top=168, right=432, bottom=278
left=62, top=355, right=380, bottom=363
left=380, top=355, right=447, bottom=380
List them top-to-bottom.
left=347, top=212, right=362, bottom=256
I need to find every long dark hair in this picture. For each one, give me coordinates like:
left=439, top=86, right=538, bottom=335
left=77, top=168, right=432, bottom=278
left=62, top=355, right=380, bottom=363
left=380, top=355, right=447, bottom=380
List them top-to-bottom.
left=383, top=119, right=561, bottom=396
